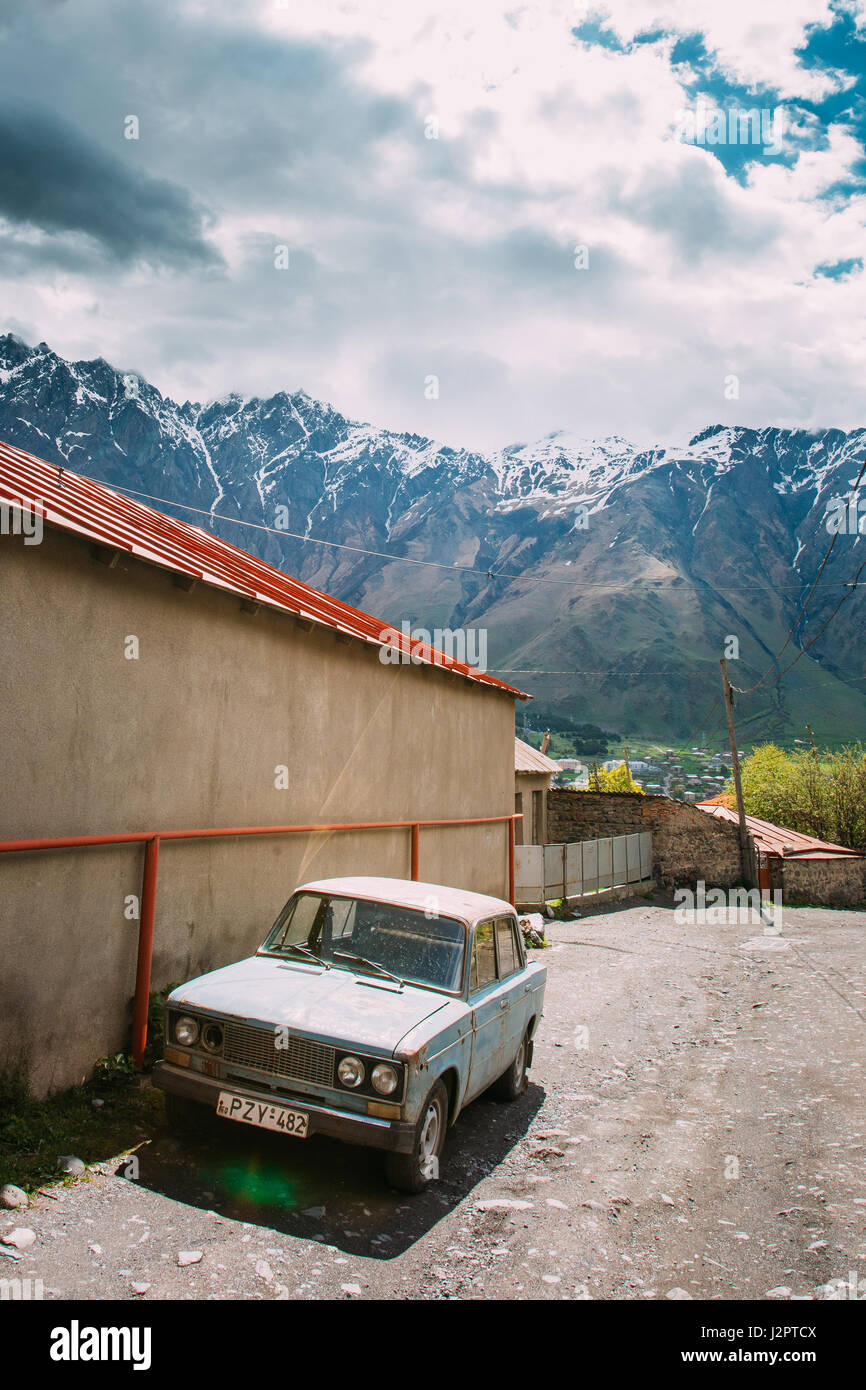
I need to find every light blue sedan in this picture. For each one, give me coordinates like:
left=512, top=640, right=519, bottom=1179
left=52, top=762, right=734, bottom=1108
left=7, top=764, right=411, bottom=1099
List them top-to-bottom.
left=153, top=876, right=547, bottom=1192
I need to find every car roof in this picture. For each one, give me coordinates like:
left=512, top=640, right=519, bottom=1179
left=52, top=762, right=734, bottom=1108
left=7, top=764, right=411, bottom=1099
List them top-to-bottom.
left=295, top=876, right=516, bottom=924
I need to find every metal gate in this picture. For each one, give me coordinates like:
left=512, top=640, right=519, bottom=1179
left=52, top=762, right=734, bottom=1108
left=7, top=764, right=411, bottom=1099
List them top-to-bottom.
left=515, top=832, right=652, bottom=907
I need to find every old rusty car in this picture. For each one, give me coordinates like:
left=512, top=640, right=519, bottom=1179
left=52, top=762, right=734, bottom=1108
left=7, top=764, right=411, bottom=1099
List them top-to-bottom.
left=154, top=876, right=547, bottom=1192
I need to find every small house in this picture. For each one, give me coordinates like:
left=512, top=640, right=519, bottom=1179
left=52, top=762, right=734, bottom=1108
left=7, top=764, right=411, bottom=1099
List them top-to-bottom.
left=514, top=737, right=561, bottom=845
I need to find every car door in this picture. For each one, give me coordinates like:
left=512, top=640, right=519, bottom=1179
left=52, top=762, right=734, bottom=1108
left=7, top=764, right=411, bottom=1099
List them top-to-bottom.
left=498, top=914, right=534, bottom=1050
left=494, top=915, right=527, bottom=1059
left=466, top=917, right=513, bottom=1100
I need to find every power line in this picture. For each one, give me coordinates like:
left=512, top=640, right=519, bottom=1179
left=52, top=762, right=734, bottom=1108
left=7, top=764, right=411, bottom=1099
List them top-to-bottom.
left=733, top=459, right=866, bottom=695
left=78, top=468, right=866, bottom=721
left=78, top=473, right=866, bottom=598
left=760, top=553, right=866, bottom=687
left=491, top=669, right=689, bottom=675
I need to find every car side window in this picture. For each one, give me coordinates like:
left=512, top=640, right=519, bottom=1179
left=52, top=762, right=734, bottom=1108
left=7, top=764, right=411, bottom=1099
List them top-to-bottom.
left=325, top=898, right=356, bottom=942
left=495, top=916, right=518, bottom=978
left=510, top=917, right=525, bottom=969
left=470, top=919, right=497, bottom=992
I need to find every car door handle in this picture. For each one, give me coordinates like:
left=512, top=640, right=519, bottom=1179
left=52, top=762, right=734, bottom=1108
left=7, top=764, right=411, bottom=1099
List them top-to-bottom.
left=524, top=982, right=533, bottom=992
left=499, top=999, right=508, bottom=1010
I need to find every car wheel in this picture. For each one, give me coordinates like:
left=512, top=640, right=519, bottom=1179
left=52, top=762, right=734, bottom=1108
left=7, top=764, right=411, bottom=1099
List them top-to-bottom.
left=492, top=1031, right=529, bottom=1101
left=385, top=1079, right=448, bottom=1195
left=164, top=1091, right=214, bottom=1133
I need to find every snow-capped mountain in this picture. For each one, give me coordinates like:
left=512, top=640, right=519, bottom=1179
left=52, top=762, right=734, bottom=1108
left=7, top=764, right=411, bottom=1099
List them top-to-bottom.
left=2, top=332, right=864, bottom=743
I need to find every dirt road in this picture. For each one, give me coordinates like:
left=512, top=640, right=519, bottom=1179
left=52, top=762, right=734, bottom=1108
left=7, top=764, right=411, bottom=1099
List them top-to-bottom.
left=6, top=897, right=865, bottom=1300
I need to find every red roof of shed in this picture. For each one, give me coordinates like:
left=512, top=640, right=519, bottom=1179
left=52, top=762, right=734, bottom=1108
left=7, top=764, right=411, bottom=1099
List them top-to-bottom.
left=0, top=438, right=528, bottom=700
left=696, top=802, right=864, bottom=860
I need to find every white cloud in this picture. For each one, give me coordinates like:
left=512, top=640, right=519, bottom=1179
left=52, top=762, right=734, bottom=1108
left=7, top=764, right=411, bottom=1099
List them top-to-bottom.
left=0, top=0, right=862, bottom=449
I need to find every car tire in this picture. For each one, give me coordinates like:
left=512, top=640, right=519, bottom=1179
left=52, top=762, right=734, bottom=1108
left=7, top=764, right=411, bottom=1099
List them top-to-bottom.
left=492, top=1031, right=529, bottom=1101
left=385, top=1079, right=448, bottom=1195
left=164, top=1091, right=214, bottom=1133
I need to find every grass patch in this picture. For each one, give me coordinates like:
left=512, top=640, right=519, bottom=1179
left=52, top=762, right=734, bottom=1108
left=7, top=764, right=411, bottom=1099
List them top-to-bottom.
left=779, top=898, right=866, bottom=912
left=546, top=899, right=573, bottom=924
left=0, top=987, right=173, bottom=1193
left=0, top=1067, right=161, bottom=1193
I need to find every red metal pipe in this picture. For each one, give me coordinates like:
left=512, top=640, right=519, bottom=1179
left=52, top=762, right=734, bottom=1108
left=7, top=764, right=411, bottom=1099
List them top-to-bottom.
left=0, top=813, right=523, bottom=1066
left=0, top=813, right=521, bottom=855
left=410, top=823, right=420, bottom=880
left=0, top=831, right=154, bottom=852
left=131, top=837, right=160, bottom=1069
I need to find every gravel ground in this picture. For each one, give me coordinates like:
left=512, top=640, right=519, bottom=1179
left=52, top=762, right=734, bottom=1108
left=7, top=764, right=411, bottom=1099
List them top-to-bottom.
left=4, top=895, right=865, bottom=1301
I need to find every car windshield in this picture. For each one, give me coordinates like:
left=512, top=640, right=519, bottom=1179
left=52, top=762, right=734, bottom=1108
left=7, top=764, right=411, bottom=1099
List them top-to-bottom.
left=260, top=892, right=466, bottom=993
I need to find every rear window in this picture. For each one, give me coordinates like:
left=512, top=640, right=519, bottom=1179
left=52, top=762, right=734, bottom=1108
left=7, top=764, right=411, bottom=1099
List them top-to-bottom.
left=495, top=917, right=518, bottom=977
left=470, top=919, right=497, bottom=991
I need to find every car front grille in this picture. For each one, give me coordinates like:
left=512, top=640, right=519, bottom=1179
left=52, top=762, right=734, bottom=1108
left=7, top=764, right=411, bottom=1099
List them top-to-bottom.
left=222, top=1021, right=335, bottom=1089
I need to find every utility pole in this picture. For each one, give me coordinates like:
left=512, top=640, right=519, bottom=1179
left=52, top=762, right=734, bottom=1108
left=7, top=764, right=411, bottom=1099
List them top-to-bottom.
left=720, top=658, right=752, bottom=886
left=806, top=723, right=818, bottom=759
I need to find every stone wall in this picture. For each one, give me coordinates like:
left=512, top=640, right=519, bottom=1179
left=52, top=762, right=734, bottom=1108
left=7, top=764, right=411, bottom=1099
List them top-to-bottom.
left=547, top=790, right=744, bottom=889
left=547, top=791, right=866, bottom=905
left=778, top=857, right=866, bottom=907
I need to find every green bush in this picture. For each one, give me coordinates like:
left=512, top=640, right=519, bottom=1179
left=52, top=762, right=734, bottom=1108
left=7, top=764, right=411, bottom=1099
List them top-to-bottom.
left=734, top=743, right=866, bottom=850
left=142, top=983, right=178, bottom=1068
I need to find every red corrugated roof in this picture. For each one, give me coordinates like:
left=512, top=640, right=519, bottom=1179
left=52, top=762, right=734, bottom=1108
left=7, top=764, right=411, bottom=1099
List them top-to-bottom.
left=0, top=439, right=529, bottom=699
left=696, top=802, right=864, bottom=860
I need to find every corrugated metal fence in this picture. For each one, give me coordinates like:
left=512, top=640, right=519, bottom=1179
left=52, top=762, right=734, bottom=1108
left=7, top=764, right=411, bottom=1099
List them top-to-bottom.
left=515, top=832, right=653, bottom=907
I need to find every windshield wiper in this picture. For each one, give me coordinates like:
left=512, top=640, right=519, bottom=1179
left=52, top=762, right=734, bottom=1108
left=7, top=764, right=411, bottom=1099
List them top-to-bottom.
left=274, top=941, right=328, bottom=967
left=332, top=951, right=404, bottom=987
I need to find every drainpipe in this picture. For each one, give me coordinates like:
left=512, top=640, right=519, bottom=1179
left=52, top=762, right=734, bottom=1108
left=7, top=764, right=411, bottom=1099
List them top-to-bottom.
left=410, top=823, right=420, bottom=881
left=131, top=836, right=160, bottom=1069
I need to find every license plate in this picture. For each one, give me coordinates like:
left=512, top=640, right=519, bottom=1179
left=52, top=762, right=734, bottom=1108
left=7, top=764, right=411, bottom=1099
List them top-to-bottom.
left=216, top=1091, right=309, bottom=1137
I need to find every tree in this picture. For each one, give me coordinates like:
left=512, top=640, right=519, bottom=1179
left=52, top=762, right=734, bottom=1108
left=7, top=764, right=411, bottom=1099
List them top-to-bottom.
left=734, top=742, right=866, bottom=851
left=736, top=745, right=801, bottom=826
left=587, top=762, right=645, bottom=794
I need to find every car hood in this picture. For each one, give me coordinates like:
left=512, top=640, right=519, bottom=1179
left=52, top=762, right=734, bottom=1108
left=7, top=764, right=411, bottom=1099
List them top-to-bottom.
left=168, top=955, right=452, bottom=1055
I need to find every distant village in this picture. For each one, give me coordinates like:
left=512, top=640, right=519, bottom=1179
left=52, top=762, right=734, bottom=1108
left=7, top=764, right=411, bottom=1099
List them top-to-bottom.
left=553, top=748, right=736, bottom=801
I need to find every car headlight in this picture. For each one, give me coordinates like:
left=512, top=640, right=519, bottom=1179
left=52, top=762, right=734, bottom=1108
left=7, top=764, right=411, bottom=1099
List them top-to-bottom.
left=174, top=1015, right=199, bottom=1047
left=202, top=1022, right=224, bottom=1053
left=337, top=1055, right=365, bottom=1088
left=371, top=1062, right=398, bottom=1096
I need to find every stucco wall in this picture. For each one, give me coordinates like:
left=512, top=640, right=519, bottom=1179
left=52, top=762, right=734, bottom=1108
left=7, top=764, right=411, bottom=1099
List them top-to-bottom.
left=0, top=527, right=516, bottom=1095
left=514, top=772, right=548, bottom=845
left=546, top=790, right=743, bottom=888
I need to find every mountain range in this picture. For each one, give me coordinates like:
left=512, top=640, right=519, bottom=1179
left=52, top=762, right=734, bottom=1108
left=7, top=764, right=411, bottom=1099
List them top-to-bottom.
left=2, top=332, right=865, bottom=744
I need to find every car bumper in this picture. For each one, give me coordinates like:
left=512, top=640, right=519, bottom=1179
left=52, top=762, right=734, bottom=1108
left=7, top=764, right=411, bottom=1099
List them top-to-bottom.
left=153, top=1061, right=417, bottom=1153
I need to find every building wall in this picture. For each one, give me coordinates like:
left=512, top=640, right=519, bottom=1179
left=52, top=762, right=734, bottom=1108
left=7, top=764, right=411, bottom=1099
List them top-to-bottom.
left=0, top=528, right=516, bottom=1095
left=514, top=773, right=549, bottom=845
left=547, top=790, right=743, bottom=888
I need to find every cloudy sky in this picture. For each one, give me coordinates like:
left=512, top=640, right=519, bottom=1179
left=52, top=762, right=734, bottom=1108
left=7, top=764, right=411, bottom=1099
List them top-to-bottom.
left=0, top=0, right=864, bottom=449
